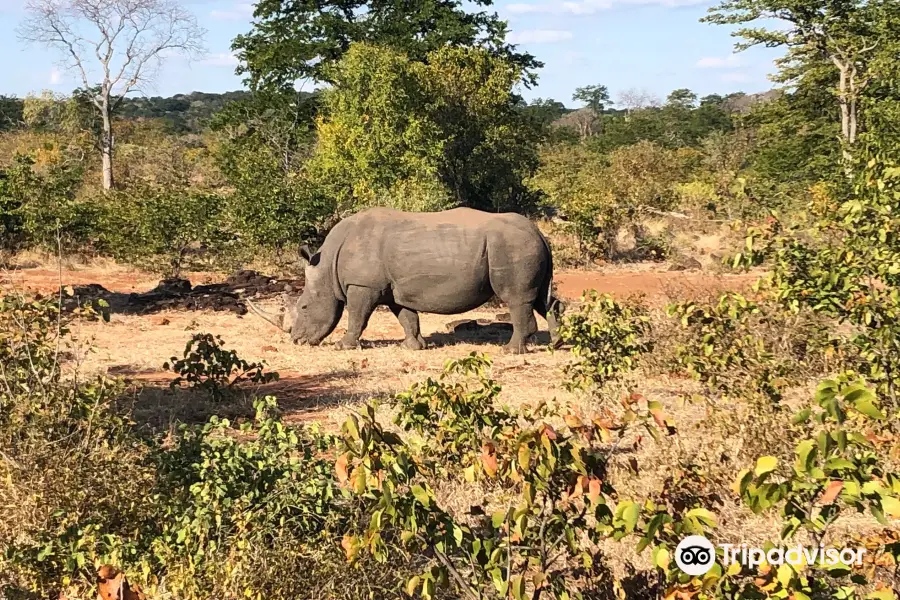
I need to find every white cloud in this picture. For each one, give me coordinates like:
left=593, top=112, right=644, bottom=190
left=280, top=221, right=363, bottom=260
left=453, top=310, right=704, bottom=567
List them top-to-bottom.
left=505, top=0, right=705, bottom=15
left=210, top=2, right=253, bottom=20
left=507, top=29, right=574, bottom=44
left=200, top=52, right=239, bottom=67
left=696, top=54, right=742, bottom=68
left=49, top=67, right=62, bottom=85
left=721, top=72, right=751, bottom=82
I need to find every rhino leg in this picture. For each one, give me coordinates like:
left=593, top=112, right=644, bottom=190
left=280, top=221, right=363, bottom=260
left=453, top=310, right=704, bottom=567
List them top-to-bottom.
left=335, top=285, right=380, bottom=350
left=503, top=303, right=538, bottom=354
left=390, top=304, right=426, bottom=350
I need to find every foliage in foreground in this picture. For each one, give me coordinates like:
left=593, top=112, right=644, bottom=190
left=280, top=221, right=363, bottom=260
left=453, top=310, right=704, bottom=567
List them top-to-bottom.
left=2, top=288, right=898, bottom=600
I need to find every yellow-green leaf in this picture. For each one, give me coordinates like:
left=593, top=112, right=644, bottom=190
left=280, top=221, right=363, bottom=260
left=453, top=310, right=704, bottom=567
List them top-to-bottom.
left=755, top=456, right=778, bottom=477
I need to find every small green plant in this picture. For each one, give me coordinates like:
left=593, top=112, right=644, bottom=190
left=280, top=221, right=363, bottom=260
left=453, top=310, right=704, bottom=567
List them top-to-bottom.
left=557, top=292, right=653, bottom=393
left=667, top=293, right=836, bottom=406
left=668, top=293, right=787, bottom=404
left=164, top=333, right=279, bottom=401
left=390, top=353, right=516, bottom=470
left=738, top=377, right=899, bottom=539
left=618, top=378, right=900, bottom=600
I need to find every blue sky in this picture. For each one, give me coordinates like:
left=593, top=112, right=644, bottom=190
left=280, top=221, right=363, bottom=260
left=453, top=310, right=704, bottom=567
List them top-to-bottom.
left=0, top=0, right=785, bottom=107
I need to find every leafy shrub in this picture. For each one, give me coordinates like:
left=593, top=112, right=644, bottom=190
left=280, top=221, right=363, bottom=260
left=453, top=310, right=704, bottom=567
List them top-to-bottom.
left=531, top=141, right=685, bottom=261
left=732, top=150, right=900, bottom=425
left=0, top=154, right=94, bottom=253
left=675, top=180, right=720, bottom=213
left=101, top=184, right=234, bottom=277
left=557, top=292, right=653, bottom=393
left=667, top=293, right=838, bottom=405
left=668, top=293, right=782, bottom=404
left=0, top=295, right=151, bottom=598
left=0, top=298, right=400, bottom=600
left=164, top=333, right=279, bottom=401
left=337, top=353, right=668, bottom=600
left=391, top=353, right=516, bottom=469
left=718, top=377, right=900, bottom=600
left=151, top=396, right=347, bottom=599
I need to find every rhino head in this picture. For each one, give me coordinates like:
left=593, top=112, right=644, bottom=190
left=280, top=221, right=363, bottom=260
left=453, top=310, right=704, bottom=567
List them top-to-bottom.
left=246, top=246, right=343, bottom=345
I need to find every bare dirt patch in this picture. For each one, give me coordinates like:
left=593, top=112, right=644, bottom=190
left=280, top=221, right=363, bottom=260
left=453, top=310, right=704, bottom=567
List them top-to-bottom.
left=4, top=262, right=760, bottom=427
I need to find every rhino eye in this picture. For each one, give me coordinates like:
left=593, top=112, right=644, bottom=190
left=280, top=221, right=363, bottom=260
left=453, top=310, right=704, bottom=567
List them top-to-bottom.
left=300, top=304, right=308, bottom=310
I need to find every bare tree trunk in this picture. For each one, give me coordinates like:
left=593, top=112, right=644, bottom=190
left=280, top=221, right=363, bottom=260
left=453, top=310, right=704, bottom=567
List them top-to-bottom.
left=19, top=0, right=205, bottom=193
left=834, top=59, right=854, bottom=176
left=100, top=103, right=114, bottom=191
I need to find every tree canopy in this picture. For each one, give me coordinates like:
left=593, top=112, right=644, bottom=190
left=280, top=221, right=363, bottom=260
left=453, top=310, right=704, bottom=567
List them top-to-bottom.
left=231, top=0, right=541, bottom=91
left=308, top=43, right=542, bottom=215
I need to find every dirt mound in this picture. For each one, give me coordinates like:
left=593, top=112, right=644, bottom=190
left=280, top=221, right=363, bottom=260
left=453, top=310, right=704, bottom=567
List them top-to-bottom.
left=61, top=270, right=304, bottom=316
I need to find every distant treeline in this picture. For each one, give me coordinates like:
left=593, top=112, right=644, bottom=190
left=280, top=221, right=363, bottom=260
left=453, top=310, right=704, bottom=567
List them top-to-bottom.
left=0, top=88, right=781, bottom=136
left=0, top=90, right=256, bottom=133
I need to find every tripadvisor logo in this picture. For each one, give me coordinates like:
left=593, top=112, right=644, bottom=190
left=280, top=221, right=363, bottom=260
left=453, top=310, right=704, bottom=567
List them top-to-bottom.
left=674, top=535, right=866, bottom=576
left=675, top=535, right=716, bottom=576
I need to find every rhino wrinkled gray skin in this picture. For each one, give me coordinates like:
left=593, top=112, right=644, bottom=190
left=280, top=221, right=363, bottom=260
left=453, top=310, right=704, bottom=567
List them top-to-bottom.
left=246, top=207, right=563, bottom=354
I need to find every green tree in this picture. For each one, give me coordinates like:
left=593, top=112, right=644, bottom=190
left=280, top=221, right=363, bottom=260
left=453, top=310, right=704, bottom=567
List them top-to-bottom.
left=232, top=0, right=540, bottom=92
left=704, top=0, right=900, bottom=169
left=309, top=43, right=542, bottom=214
left=743, top=81, right=840, bottom=188
left=572, top=84, right=611, bottom=113
left=665, top=88, right=698, bottom=109
left=212, top=89, right=328, bottom=251
left=0, top=96, right=24, bottom=131
left=520, top=97, right=568, bottom=128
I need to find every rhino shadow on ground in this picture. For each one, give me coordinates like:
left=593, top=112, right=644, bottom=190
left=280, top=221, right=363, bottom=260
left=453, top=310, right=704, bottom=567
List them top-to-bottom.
left=60, top=270, right=304, bottom=317
left=424, top=320, right=552, bottom=349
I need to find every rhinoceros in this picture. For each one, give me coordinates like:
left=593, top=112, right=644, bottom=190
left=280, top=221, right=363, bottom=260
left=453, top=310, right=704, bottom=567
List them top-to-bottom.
left=246, top=207, right=563, bottom=353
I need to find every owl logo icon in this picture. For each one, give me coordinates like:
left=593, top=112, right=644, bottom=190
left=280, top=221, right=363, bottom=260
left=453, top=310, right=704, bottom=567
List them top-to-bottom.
left=675, top=535, right=716, bottom=576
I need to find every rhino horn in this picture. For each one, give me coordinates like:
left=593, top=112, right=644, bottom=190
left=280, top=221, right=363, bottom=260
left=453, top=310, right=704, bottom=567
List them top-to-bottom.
left=245, top=298, right=288, bottom=332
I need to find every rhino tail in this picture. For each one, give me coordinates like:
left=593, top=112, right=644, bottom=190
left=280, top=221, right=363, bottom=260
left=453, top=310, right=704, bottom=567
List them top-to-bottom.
left=536, top=232, right=564, bottom=346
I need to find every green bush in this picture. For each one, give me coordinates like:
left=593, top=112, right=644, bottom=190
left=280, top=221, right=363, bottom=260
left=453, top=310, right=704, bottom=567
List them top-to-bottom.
left=531, top=141, right=685, bottom=261
left=733, top=149, right=900, bottom=425
left=0, top=154, right=93, bottom=253
left=101, top=184, right=234, bottom=277
left=557, top=291, right=653, bottom=393
left=666, top=293, right=835, bottom=405
left=0, top=294, right=151, bottom=597
left=0, top=296, right=415, bottom=600
left=164, top=333, right=279, bottom=402
left=338, top=353, right=667, bottom=600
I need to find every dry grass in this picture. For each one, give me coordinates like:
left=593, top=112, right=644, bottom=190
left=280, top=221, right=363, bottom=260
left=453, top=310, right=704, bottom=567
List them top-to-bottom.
left=73, top=303, right=577, bottom=430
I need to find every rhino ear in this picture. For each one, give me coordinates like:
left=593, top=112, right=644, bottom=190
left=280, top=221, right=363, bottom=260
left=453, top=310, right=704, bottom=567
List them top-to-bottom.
left=299, top=244, right=313, bottom=264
